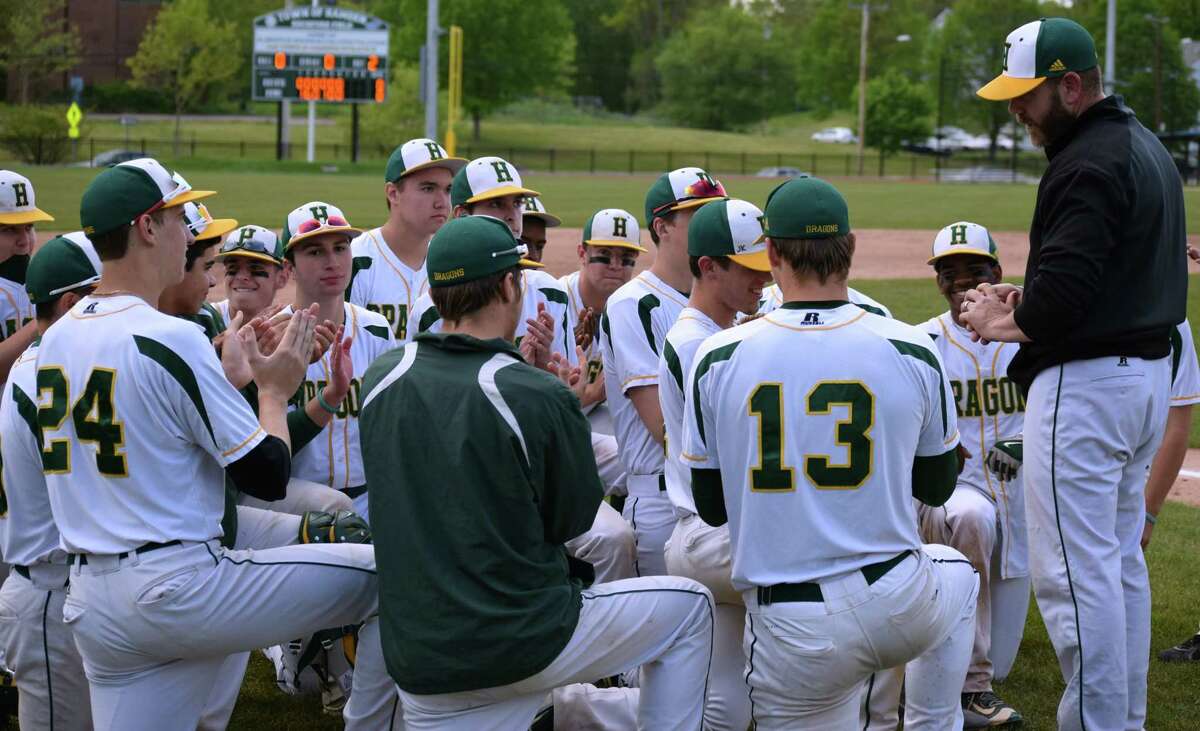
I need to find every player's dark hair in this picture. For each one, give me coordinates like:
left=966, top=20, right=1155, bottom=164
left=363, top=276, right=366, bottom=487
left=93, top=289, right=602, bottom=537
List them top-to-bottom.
left=385, top=176, right=406, bottom=212
left=89, top=210, right=167, bottom=261
left=649, top=210, right=676, bottom=246
left=769, top=234, right=854, bottom=285
left=185, top=240, right=218, bottom=272
left=688, top=255, right=731, bottom=279
left=430, top=266, right=520, bottom=323
left=35, top=286, right=94, bottom=323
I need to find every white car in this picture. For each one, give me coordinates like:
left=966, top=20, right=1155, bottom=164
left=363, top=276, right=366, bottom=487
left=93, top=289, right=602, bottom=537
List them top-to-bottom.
left=811, top=127, right=858, bottom=144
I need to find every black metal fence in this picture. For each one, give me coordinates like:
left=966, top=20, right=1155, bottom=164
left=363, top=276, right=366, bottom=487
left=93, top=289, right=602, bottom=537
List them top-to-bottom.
left=63, top=136, right=1049, bottom=182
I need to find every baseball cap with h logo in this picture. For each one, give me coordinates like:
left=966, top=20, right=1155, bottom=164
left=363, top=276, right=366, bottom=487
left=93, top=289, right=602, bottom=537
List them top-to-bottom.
left=977, top=18, right=1098, bottom=101
left=384, top=138, right=467, bottom=182
left=451, top=156, right=539, bottom=208
left=79, top=158, right=214, bottom=237
left=0, top=171, right=53, bottom=225
left=689, top=198, right=770, bottom=272
left=282, top=201, right=362, bottom=250
left=584, top=209, right=646, bottom=252
left=927, top=221, right=999, bottom=265
left=218, top=225, right=285, bottom=266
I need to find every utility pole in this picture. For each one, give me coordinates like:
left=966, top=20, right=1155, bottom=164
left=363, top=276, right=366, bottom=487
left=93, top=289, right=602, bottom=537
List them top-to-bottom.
left=281, top=0, right=293, bottom=160
left=305, top=0, right=317, bottom=163
left=424, top=0, right=440, bottom=141
left=1105, top=0, right=1116, bottom=90
left=855, top=1, right=870, bottom=176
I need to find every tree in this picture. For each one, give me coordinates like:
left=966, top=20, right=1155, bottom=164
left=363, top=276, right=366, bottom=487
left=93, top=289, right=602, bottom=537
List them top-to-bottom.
left=0, top=0, right=81, bottom=104
left=127, top=0, right=241, bottom=157
left=207, top=0, right=286, bottom=111
left=371, top=0, right=576, bottom=140
left=565, top=0, right=636, bottom=112
left=654, top=5, right=794, bottom=130
left=359, top=64, right=424, bottom=157
left=862, top=70, right=932, bottom=154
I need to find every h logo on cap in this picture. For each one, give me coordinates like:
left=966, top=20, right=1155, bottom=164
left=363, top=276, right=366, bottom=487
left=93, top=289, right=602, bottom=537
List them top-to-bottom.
left=1002, top=42, right=1011, bottom=71
left=424, top=142, right=444, bottom=160
left=491, top=161, right=514, bottom=183
left=696, top=171, right=717, bottom=189
left=11, top=183, right=28, bottom=208
left=309, top=205, right=329, bottom=222
left=612, top=216, right=628, bottom=238
left=949, top=224, right=969, bottom=246
left=238, top=227, right=257, bottom=244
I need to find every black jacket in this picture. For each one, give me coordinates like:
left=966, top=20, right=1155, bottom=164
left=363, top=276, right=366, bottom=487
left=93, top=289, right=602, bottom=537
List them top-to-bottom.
left=1010, top=95, right=1187, bottom=390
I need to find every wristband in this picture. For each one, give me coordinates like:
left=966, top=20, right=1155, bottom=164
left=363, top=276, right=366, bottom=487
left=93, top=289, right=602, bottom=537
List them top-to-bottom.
left=317, top=390, right=340, bottom=415
left=1145, top=512, right=1158, bottom=525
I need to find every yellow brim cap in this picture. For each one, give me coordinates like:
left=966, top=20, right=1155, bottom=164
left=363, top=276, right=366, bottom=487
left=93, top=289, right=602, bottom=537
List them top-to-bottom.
left=976, top=74, right=1046, bottom=101
left=466, top=185, right=540, bottom=204
left=163, top=189, right=217, bottom=209
left=669, top=196, right=725, bottom=214
left=0, top=208, right=54, bottom=225
left=524, top=211, right=562, bottom=228
left=195, top=218, right=239, bottom=243
left=286, top=225, right=363, bottom=249
left=584, top=238, right=648, bottom=253
left=927, top=248, right=1000, bottom=266
left=729, top=249, right=772, bottom=272
left=216, top=250, right=282, bottom=265
left=518, top=258, right=545, bottom=269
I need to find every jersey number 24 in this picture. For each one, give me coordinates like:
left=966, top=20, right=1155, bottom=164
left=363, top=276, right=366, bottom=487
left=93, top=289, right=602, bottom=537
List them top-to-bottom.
left=37, top=367, right=128, bottom=477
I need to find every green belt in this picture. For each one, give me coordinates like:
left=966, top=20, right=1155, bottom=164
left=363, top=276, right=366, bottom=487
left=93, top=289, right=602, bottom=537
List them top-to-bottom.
left=343, top=485, right=368, bottom=499
left=756, top=550, right=912, bottom=605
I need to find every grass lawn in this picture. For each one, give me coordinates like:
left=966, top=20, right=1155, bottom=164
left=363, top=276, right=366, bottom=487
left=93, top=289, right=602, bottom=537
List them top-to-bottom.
left=219, top=500, right=1200, bottom=729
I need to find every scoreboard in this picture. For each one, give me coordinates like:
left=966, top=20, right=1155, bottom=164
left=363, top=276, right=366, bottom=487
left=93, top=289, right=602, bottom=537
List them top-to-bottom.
left=252, top=8, right=389, bottom=104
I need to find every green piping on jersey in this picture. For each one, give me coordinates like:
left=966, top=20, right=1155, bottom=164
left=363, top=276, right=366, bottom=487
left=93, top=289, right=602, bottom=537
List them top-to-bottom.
left=346, top=255, right=374, bottom=300
left=539, top=288, right=570, bottom=349
left=637, top=294, right=661, bottom=355
left=856, top=303, right=888, bottom=317
left=418, top=307, right=441, bottom=333
left=600, top=311, right=612, bottom=349
left=365, top=324, right=391, bottom=341
left=1171, top=326, right=1183, bottom=383
left=134, top=335, right=217, bottom=447
left=887, top=338, right=949, bottom=438
left=663, top=339, right=685, bottom=394
left=691, top=340, right=742, bottom=447
left=12, top=384, right=42, bottom=448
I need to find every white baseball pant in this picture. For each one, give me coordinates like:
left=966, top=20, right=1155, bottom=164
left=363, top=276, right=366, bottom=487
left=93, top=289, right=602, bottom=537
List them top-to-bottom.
left=1024, top=356, right=1168, bottom=731
left=591, top=432, right=628, bottom=497
left=622, top=475, right=674, bottom=577
left=238, top=477, right=355, bottom=515
left=566, top=501, right=637, bottom=584
left=665, top=512, right=751, bottom=731
left=64, top=538, right=377, bottom=731
left=744, top=544, right=978, bottom=731
left=0, top=563, right=90, bottom=731
left=396, top=576, right=713, bottom=731
left=345, top=618, right=405, bottom=731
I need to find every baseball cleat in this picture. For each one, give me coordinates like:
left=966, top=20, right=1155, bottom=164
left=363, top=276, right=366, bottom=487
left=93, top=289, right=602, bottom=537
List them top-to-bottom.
left=1158, top=633, right=1200, bottom=662
left=962, top=691, right=1023, bottom=727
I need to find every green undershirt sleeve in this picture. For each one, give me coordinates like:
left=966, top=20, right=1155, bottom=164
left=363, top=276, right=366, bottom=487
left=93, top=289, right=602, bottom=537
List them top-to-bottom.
left=287, top=408, right=323, bottom=454
left=911, top=448, right=961, bottom=507
left=691, top=468, right=728, bottom=527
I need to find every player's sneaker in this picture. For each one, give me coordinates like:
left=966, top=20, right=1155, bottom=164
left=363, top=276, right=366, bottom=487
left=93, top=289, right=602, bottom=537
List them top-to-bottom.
left=1159, top=633, right=1200, bottom=662
left=962, top=691, right=1022, bottom=727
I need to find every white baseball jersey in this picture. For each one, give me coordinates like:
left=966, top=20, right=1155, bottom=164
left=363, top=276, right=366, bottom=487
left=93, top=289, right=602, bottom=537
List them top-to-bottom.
left=347, top=227, right=430, bottom=345
left=407, top=269, right=576, bottom=365
left=561, top=271, right=601, bottom=379
left=600, top=271, right=688, bottom=477
left=0, top=274, right=32, bottom=345
left=757, top=283, right=892, bottom=319
left=38, top=295, right=266, bottom=554
left=285, top=302, right=395, bottom=491
left=682, top=302, right=959, bottom=590
left=659, top=307, right=721, bottom=517
left=921, top=312, right=1028, bottom=579
left=1170, top=319, right=1200, bottom=405
left=0, top=342, right=68, bottom=566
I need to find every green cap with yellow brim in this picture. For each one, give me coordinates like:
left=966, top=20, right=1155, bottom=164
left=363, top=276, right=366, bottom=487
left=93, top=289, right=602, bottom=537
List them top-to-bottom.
left=977, top=18, right=1098, bottom=101
left=384, top=138, right=467, bottom=182
left=451, top=156, right=539, bottom=207
left=79, top=158, right=214, bottom=237
left=644, top=167, right=727, bottom=229
left=0, top=171, right=53, bottom=225
left=762, top=176, right=850, bottom=240
left=522, top=196, right=562, bottom=228
left=688, top=198, right=771, bottom=272
left=183, top=202, right=238, bottom=244
left=583, top=208, right=646, bottom=252
left=427, top=215, right=543, bottom=288
left=217, top=225, right=285, bottom=266
left=25, top=231, right=102, bottom=305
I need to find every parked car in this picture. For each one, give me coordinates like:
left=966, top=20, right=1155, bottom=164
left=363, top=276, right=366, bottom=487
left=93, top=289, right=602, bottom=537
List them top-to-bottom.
left=811, top=127, right=858, bottom=144
left=72, top=149, right=148, bottom=168
left=755, top=166, right=807, bottom=178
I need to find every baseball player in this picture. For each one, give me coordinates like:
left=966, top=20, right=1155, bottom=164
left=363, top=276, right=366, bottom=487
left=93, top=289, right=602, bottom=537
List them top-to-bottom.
left=967, top=18, right=1185, bottom=729
left=347, top=138, right=466, bottom=343
left=407, top=156, right=575, bottom=369
left=37, top=158, right=378, bottom=731
left=599, top=166, right=726, bottom=576
left=0, top=170, right=52, bottom=383
left=683, top=176, right=978, bottom=729
left=520, top=195, right=561, bottom=263
left=660, top=198, right=771, bottom=730
left=160, top=201, right=238, bottom=338
left=280, top=201, right=396, bottom=520
left=358, top=214, right=713, bottom=730
left=916, top=222, right=1026, bottom=727
left=211, top=224, right=290, bottom=325
left=0, top=232, right=101, bottom=731
left=757, top=280, right=891, bottom=318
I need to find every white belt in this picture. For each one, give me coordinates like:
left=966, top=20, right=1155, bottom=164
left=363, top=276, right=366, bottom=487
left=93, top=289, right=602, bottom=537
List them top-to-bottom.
left=627, top=473, right=666, bottom=498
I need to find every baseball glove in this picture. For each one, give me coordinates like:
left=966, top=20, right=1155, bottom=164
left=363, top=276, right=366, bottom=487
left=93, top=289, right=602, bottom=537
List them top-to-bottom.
left=985, top=437, right=1023, bottom=482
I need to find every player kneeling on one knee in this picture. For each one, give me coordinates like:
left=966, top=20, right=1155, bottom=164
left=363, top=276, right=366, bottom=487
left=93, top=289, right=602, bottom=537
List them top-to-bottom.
left=359, top=216, right=713, bottom=731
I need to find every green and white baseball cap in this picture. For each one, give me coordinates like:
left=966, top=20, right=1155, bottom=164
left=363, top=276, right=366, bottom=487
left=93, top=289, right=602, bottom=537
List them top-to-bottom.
left=977, top=18, right=1098, bottom=101
left=384, top=138, right=467, bottom=182
left=451, top=156, right=539, bottom=208
left=80, top=158, right=214, bottom=237
left=644, top=167, right=727, bottom=228
left=0, top=171, right=53, bottom=225
left=763, top=176, right=849, bottom=239
left=522, top=196, right=561, bottom=228
left=689, top=198, right=770, bottom=272
left=282, top=201, right=361, bottom=250
left=183, top=202, right=238, bottom=244
left=584, top=208, right=646, bottom=252
left=427, top=215, right=541, bottom=288
left=928, top=221, right=999, bottom=265
left=218, top=225, right=285, bottom=266
left=26, top=231, right=102, bottom=304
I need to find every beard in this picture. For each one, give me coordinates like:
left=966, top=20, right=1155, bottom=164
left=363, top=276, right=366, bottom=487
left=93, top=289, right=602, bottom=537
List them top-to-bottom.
left=1021, top=91, right=1077, bottom=148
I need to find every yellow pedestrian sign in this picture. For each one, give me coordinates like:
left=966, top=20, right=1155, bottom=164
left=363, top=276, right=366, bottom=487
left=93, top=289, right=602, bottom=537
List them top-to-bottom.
left=66, top=102, right=82, bottom=139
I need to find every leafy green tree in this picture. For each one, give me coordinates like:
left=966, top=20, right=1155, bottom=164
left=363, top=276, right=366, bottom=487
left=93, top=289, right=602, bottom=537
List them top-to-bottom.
left=0, top=0, right=81, bottom=104
left=127, top=0, right=240, bottom=156
left=208, top=0, right=287, bottom=111
left=371, top=0, right=576, bottom=140
left=565, top=0, right=636, bottom=112
left=654, top=5, right=793, bottom=130
left=359, top=64, right=424, bottom=157
left=862, top=69, right=933, bottom=154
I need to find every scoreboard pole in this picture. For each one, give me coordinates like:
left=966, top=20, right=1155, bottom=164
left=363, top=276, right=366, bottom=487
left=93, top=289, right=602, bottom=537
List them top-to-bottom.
left=306, top=0, right=319, bottom=163
left=424, top=0, right=439, bottom=141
